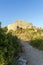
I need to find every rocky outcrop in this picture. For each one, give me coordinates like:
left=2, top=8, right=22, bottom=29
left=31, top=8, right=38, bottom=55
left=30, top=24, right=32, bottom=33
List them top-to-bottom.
left=7, top=20, right=33, bottom=31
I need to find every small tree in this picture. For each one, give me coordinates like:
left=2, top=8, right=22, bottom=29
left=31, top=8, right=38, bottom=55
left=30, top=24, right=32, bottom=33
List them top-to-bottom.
left=0, top=22, right=1, bottom=28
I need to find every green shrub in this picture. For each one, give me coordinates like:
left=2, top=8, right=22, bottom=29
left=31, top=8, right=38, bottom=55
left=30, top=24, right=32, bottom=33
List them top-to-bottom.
left=0, top=28, right=22, bottom=65
left=31, top=36, right=43, bottom=50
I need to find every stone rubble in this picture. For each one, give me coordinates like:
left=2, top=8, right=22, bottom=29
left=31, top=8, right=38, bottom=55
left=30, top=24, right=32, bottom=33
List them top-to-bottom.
left=17, top=56, right=27, bottom=65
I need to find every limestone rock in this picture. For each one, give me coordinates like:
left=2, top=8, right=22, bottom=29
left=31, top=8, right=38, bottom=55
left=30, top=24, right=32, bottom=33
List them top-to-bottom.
left=7, top=20, right=33, bottom=31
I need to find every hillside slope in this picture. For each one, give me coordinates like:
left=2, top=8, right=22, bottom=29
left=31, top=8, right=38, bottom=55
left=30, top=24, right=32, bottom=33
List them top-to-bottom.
left=7, top=20, right=43, bottom=41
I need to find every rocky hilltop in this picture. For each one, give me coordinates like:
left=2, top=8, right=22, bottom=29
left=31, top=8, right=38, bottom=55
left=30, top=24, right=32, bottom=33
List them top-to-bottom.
left=7, top=20, right=33, bottom=31
left=7, top=20, right=43, bottom=41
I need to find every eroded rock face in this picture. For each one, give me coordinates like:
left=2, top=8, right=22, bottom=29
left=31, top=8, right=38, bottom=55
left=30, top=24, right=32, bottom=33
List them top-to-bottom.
left=7, top=20, right=32, bottom=31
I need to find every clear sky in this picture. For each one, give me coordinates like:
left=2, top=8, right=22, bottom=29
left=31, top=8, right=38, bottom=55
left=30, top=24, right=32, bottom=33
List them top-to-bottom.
left=0, top=0, right=43, bottom=28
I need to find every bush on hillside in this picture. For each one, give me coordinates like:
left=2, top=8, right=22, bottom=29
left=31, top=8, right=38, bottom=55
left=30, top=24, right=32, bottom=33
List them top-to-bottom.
left=0, top=28, right=22, bottom=65
left=31, top=36, right=43, bottom=50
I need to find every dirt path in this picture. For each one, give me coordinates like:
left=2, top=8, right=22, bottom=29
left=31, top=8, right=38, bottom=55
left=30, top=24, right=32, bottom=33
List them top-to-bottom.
left=21, top=40, right=43, bottom=65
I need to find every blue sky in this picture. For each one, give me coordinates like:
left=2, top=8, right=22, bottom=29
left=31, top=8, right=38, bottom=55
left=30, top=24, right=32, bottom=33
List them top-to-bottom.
left=0, top=0, right=43, bottom=28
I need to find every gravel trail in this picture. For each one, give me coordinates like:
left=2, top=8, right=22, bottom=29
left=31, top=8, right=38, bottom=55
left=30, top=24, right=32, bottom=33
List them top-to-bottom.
left=21, top=41, right=43, bottom=65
